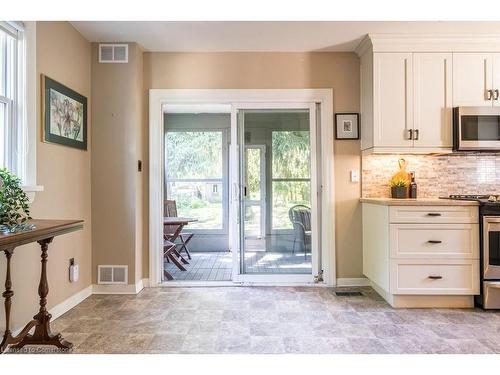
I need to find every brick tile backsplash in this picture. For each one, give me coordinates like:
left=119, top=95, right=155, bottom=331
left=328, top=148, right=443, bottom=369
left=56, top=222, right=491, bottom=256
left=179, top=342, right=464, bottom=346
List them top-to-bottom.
left=362, top=153, right=500, bottom=198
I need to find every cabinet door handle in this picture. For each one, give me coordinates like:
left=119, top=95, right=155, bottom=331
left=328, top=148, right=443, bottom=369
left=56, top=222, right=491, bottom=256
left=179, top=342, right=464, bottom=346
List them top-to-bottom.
left=487, top=89, right=493, bottom=100
left=495, top=89, right=500, bottom=101
left=408, top=129, right=413, bottom=140
left=414, top=129, right=419, bottom=140
left=427, top=213, right=442, bottom=217
left=427, top=240, right=442, bottom=244
left=428, top=275, right=443, bottom=280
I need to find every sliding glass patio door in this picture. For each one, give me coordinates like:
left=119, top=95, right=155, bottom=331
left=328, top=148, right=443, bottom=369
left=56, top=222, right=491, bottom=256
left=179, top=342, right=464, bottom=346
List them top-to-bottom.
left=231, top=104, right=320, bottom=282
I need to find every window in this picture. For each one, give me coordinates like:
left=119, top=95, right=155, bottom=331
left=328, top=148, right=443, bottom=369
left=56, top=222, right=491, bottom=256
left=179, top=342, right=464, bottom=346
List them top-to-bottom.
left=0, top=22, right=25, bottom=176
left=165, top=130, right=226, bottom=231
left=271, top=130, right=311, bottom=230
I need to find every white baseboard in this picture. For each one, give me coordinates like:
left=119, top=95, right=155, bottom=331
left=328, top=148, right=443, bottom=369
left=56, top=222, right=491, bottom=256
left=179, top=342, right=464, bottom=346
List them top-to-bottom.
left=336, top=277, right=371, bottom=287
left=92, top=278, right=148, bottom=294
left=12, top=285, right=92, bottom=336
left=50, top=285, right=93, bottom=320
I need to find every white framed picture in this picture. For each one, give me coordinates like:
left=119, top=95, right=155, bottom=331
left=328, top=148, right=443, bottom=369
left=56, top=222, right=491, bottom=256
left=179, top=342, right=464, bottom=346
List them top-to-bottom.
left=335, top=113, right=359, bottom=140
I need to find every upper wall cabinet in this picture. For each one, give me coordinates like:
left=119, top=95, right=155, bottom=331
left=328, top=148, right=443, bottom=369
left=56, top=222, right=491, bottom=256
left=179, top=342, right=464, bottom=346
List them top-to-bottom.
left=356, top=34, right=500, bottom=154
left=361, top=52, right=452, bottom=152
left=372, top=53, right=413, bottom=149
left=414, top=53, right=453, bottom=149
left=453, top=53, right=500, bottom=106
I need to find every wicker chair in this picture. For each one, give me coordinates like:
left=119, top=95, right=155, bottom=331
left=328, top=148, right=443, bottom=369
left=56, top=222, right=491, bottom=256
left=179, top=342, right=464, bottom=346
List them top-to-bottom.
left=288, top=205, right=311, bottom=259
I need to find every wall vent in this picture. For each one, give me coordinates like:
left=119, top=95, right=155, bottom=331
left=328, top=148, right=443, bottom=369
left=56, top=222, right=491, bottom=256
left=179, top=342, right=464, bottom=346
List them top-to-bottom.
left=99, top=44, right=128, bottom=63
left=97, top=265, right=128, bottom=284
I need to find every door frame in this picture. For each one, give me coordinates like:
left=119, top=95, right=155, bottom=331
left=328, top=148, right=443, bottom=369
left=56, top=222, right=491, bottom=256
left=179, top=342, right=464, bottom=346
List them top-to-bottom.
left=149, top=89, right=335, bottom=286
left=234, top=103, right=318, bottom=283
left=243, top=144, right=266, bottom=240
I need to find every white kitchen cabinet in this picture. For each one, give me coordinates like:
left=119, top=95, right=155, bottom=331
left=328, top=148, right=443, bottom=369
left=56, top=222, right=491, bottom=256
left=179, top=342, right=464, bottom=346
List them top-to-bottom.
left=357, top=35, right=500, bottom=153
left=360, top=51, right=453, bottom=153
left=372, top=53, right=413, bottom=148
left=413, top=53, right=453, bottom=148
left=453, top=53, right=493, bottom=106
left=493, top=54, right=500, bottom=106
left=362, top=201, right=480, bottom=308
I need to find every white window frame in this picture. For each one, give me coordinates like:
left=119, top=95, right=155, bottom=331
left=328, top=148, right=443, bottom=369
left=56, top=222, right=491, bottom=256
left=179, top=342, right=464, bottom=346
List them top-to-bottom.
left=0, top=21, right=42, bottom=196
left=164, top=128, right=229, bottom=235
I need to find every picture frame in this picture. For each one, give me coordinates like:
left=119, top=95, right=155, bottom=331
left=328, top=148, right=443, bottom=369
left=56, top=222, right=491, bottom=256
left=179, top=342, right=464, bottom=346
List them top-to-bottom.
left=42, top=75, right=87, bottom=150
left=335, top=113, right=359, bottom=140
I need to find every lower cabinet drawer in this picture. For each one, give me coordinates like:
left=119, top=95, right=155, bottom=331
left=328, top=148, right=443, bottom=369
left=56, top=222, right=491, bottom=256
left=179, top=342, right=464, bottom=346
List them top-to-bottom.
left=389, top=205, right=478, bottom=224
left=390, top=224, right=479, bottom=259
left=390, top=259, right=479, bottom=295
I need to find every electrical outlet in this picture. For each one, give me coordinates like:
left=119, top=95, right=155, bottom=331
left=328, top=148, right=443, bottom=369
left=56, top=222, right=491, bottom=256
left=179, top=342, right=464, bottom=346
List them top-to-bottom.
left=69, top=258, right=78, bottom=282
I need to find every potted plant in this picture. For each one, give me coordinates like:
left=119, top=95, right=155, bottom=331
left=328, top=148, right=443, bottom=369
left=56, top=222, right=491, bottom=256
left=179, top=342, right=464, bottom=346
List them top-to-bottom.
left=0, top=168, right=34, bottom=233
left=390, top=177, right=409, bottom=199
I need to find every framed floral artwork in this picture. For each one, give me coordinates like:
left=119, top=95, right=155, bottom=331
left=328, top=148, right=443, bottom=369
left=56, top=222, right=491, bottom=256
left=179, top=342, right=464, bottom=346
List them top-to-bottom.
left=42, top=75, right=87, bottom=150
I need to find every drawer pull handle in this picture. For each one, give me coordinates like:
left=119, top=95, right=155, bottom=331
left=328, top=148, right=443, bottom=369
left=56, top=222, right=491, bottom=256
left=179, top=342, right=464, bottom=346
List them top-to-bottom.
left=427, top=213, right=442, bottom=217
left=427, top=240, right=442, bottom=244
left=428, top=275, right=443, bottom=280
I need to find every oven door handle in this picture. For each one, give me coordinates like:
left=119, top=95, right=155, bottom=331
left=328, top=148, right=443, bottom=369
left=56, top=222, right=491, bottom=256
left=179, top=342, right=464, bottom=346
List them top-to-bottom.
left=484, top=217, right=500, bottom=224
left=489, top=283, right=500, bottom=289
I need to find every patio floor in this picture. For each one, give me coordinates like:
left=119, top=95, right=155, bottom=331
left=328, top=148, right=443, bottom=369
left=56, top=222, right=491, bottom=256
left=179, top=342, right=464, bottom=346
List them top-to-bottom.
left=164, top=251, right=312, bottom=281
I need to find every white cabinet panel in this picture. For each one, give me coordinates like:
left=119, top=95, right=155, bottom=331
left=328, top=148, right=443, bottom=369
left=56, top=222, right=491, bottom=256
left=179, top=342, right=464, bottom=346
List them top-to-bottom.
left=373, top=53, right=413, bottom=147
left=413, top=53, right=452, bottom=148
left=453, top=53, right=493, bottom=106
left=493, top=53, right=500, bottom=106
left=389, top=205, right=478, bottom=224
left=390, top=223, right=479, bottom=259
left=390, top=259, right=479, bottom=295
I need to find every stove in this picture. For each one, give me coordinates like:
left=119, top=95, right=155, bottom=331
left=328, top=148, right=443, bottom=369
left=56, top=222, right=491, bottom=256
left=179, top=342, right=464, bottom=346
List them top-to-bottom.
left=442, top=194, right=500, bottom=309
left=442, top=194, right=500, bottom=206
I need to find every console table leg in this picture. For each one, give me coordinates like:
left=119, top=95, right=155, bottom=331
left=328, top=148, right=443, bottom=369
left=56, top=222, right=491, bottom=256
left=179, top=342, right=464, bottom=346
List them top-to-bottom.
left=11, top=238, right=73, bottom=351
left=0, top=249, right=14, bottom=353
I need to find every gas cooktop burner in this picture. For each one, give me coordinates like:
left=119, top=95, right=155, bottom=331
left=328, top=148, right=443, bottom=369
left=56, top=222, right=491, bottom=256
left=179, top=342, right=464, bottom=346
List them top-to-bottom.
left=445, top=194, right=500, bottom=203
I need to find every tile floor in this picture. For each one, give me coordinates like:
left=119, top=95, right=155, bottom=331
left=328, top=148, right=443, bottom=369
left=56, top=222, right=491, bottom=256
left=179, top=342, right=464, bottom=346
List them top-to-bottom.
left=164, top=251, right=311, bottom=281
left=8, top=286, right=500, bottom=354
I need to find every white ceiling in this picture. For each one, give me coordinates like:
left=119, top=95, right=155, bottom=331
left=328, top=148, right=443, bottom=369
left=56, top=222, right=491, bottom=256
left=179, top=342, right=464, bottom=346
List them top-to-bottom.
left=71, top=21, right=500, bottom=52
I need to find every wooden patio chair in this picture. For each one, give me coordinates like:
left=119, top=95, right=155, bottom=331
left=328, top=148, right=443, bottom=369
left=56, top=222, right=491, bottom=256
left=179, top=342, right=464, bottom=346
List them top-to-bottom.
left=164, top=199, right=194, bottom=260
left=163, top=239, right=185, bottom=280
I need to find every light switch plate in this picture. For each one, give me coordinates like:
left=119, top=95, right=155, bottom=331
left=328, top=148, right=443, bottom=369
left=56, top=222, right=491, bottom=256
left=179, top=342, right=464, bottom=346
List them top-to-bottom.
left=350, top=169, right=360, bottom=183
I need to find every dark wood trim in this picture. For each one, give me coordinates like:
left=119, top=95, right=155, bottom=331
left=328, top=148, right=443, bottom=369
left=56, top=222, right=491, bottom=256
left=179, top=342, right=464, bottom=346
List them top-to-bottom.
left=0, top=220, right=83, bottom=251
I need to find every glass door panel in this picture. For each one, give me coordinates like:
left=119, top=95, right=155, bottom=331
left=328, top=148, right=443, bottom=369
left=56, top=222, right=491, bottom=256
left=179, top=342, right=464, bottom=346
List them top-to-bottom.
left=238, top=109, right=314, bottom=275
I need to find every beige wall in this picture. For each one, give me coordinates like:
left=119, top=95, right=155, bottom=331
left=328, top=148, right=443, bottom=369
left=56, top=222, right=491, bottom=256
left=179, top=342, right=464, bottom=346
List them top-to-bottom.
left=0, top=21, right=92, bottom=330
left=91, top=42, right=145, bottom=284
left=143, top=52, right=362, bottom=278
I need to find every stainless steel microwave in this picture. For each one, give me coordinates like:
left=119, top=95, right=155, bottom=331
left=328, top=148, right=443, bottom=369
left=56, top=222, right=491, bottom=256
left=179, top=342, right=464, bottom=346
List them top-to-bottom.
left=453, top=107, right=500, bottom=151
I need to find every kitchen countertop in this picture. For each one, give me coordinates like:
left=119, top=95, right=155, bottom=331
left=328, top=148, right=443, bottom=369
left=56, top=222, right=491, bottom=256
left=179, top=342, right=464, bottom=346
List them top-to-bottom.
left=359, top=197, right=479, bottom=206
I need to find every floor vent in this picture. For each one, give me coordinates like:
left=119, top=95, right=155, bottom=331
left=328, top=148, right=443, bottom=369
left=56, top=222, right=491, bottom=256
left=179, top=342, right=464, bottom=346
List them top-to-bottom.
left=98, top=265, right=128, bottom=284
left=335, top=291, right=363, bottom=297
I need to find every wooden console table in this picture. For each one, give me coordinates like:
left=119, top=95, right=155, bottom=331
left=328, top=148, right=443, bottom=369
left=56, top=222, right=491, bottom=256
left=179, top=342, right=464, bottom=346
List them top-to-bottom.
left=0, top=219, right=83, bottom=353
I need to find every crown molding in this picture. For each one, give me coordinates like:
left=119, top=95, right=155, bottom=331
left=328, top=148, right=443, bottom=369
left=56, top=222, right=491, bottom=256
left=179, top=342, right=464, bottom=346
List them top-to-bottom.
left=355, top=33, right=500, bottom=55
